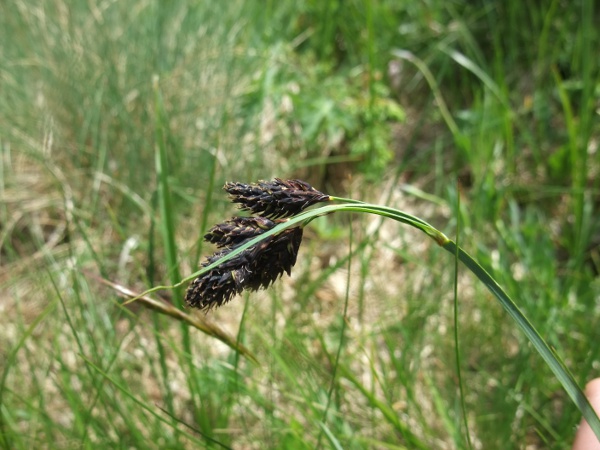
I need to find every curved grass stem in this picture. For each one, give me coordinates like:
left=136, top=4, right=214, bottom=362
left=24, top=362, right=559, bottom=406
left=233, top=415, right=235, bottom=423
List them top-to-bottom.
left=134, top=200, right=600, bottom=439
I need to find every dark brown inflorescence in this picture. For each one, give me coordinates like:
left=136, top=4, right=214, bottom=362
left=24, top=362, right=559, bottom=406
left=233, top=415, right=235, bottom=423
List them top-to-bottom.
left=185, top=178, right=328, bottom=311
left=224, top=178, right=331, bottom=219
left=204, top=216, right=277, bottom=249
left=185, top=223, right=304, bottom=311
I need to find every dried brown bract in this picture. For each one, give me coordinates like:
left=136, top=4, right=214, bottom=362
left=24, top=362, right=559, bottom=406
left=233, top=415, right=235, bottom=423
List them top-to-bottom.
left=224, top=178, right=331, bottom=219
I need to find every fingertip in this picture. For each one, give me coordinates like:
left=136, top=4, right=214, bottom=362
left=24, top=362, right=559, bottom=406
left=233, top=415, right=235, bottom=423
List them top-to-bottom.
left=572, top=377, right=600, bottom=450
left=585, top=378, right=600, bottom=399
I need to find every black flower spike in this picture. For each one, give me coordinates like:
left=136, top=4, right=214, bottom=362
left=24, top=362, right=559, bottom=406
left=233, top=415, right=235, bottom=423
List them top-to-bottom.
left=224, top=178, right=331, bottom=219
left=204, top=216, right=276, bottom=248
left=185, top=226, right=304, bottom=311
left=244, top=227, right=303, bottom=291
left=185, top=248, right=247, bottom=310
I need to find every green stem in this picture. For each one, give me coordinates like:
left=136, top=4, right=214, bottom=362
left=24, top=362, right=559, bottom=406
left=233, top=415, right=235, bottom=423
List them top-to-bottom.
left=453, top=189, right=473, bottom=449
left=134, top=200, right=600, bottom=440
left=441, top=240, right=599, bottom=436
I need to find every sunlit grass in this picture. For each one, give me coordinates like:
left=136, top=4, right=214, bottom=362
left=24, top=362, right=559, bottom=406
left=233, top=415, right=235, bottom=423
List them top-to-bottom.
left=1, top=0, right=598, bottom=448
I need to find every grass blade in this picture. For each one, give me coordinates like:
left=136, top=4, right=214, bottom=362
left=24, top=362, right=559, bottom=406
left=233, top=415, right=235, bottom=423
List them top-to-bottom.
left=153, top=75, right=183, bottom=299
left=133, top=199, right=600, bottom=441
left=442, top=240, right=600, bottom=440
left=91, top=273, right=258, bottom=364
left=81, top=355, right=208, bottom=447
left=318, top=421, right=344, bottom=450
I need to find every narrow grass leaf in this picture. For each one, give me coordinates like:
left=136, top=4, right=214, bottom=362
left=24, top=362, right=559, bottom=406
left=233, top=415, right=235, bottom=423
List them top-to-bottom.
left=133, top=199, right=600, bottom=440
left=0, top=300, right=57, bottom=450
left=81, top=355, right=207, bottom=447
left=317, top=422, right=344, bottom=450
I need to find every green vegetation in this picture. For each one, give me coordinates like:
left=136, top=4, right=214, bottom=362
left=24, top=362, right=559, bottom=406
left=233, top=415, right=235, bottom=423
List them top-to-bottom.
left=1, top=1, right=598, bottom=448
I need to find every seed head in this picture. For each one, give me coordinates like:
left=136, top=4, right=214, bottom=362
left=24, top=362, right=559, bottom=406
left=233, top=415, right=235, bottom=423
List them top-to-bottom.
left=186, top=178, right=325, bottom=311
left=224, top=178, right=330, bottom=219
left=204, top=216, right=276, bottom=248
left=185, top=222, right=304, bottom=311
left=243, top=227, right=303, bottom=291
left=185, top=247, right=248, bottom=310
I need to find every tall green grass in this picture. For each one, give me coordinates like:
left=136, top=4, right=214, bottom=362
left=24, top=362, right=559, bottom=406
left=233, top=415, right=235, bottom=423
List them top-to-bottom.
left=1, top=0, right=598, bottom=448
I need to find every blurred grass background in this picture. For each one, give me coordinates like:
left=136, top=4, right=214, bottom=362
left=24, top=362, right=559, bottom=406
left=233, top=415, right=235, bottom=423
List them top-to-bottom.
left=1, top=0, right=599, bottom=448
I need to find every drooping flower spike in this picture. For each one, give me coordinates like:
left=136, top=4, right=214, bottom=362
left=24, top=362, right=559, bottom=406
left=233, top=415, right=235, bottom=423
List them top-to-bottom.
left=224, top=178, right=331, bottom=219
left=185, top=179, right=328, bottom=311
left=204, top=216, right=277, bottom=249
left=185, top=223, right=303, bottom=311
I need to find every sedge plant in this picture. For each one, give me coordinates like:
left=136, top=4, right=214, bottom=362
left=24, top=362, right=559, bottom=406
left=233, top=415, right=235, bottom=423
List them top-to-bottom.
left=128, top=178, right=600, bottom=442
